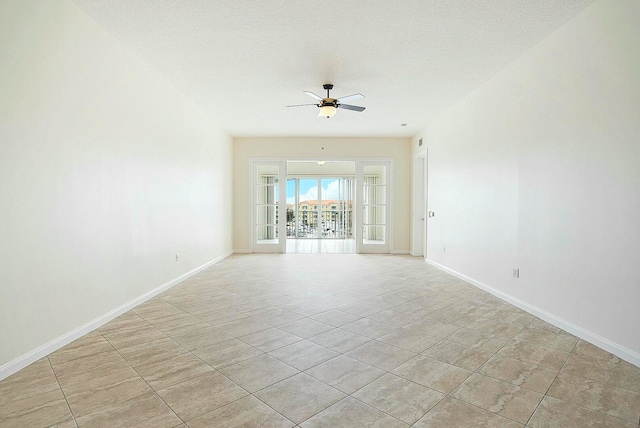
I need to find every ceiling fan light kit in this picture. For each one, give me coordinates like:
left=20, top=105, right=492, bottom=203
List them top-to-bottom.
left=287, top=84, right=365, bottom=118
left=318, top=105, right=337, bottom=118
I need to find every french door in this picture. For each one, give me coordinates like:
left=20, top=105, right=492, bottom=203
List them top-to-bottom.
left=251, top=159, right=391, bottom=254
left=252, top=160, right=286, bottom=252
left=356, top=160, right=391, bottom=253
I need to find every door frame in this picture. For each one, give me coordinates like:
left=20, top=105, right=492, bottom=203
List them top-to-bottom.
left=412, top=150, right=428, bottom=259
left=249, top=157, right=394, bottom=254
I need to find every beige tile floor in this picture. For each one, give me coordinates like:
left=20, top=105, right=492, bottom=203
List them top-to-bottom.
left=1, top=254, right=640, bottom=427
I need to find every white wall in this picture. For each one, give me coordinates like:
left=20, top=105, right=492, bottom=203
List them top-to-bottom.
left=0, top=0, right=233, bottom=372
left=413, top=0, right=640, bottom=363
left=234, top=137, right=411, bottom=252
left=287, top=161, right=355, bottom=177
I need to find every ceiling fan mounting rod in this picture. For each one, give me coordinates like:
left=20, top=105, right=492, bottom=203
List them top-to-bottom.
left=323, top=83, right=333, bottom=98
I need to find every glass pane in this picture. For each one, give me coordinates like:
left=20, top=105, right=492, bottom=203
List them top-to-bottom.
left=256, top=165, right=279, bottom=184
left=286, top=177, right=296, bottom=238
left=287, top=177, right=355, bottom=240
left=321, top=178, right=352, bottom=201
left=296, top=179, right=317, bottom=238
left=298, top=179, right=317, bottom=203
left=256, top=185, right=279, bottom=204
left=363, top=185, right=386, bottom=205
left=286, top=204, right=296, bottom=237
left=256, top=205, right=279, bottom=225
left=363, top=206, right=386, bottom=225
left=299, top=211, right=318, bottom=238
left=256, top=225, right=279, bottom=243
left=363, top=225, right=385, bottom=244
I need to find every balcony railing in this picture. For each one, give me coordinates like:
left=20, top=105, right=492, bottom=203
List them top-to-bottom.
left=286, top=209, right=353, bottom=239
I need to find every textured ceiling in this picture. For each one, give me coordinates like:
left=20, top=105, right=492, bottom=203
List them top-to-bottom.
left=71, top=0, right=594, bottom=137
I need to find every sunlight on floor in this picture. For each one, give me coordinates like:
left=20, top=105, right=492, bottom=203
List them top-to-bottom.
left=286, top=239, right=355, bottom=254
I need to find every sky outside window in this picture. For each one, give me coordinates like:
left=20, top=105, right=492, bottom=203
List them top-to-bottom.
left=287, top=178, right=351, bottom=204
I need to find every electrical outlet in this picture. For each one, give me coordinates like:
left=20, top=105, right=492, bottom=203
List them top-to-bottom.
left=443, top=246, right=446, bottom=253
left=175, top=253, right=180, bottom=262
left=513, top=268, right=519, bottom=278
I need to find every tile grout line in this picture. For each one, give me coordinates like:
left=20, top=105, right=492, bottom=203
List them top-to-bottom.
left=249, top=288, right=549, bottom=425
left=385, top=305, right=536, bottom=426
left=128, top=306, right=300, bottom=425
left=268, top=308, right=442, bottom=425
left=227, top=313, right=407, bottom=426
left=463, top=315, right=538, bottom=427
left=112, top=318, right=285, bottom=425
left=130, top=319, right=296, bottom=426
left=96, top=328, right=187, bottom=426
left=522, top=337, right=579, bottom=427
left=45, top=355, right=78, bottom=427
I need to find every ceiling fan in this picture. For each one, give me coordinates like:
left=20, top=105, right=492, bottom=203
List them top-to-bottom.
left=286, top=84, right=365, bottom=118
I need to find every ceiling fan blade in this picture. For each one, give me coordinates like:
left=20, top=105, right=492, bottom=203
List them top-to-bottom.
left=303, top=91, right=324, bottom=101
left=336, top=93, right=364, bottom=103
left=285, top=103, right=318, bottom=108
left=337, top=103, right=366, bottom=112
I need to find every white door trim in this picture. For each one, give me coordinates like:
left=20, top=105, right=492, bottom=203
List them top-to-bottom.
left=411, top=153, right=428, bottom=257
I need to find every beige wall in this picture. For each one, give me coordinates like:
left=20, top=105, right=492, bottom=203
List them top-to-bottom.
left=0, top=0, right=233, bottom=371
left=413, top=0, right=640, bottom=363
left=233, top=137, right=411, bottom=252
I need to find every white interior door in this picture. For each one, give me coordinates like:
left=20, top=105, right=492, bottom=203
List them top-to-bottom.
left=252, top=160, right=286, bottom=253
left=356, top=160, right=391, bottom=254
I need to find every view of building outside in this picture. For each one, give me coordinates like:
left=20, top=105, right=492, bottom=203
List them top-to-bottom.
left=286, top=178, right=354, bottom=239
left=287, top=199, right=353, bottom=238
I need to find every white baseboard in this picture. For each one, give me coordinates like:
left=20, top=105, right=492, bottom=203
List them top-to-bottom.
left=235, top=249, right=412, bottom=255
left=0, top=251, right=233, bottom=381
left=426, top=258, right=640, bottom=368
